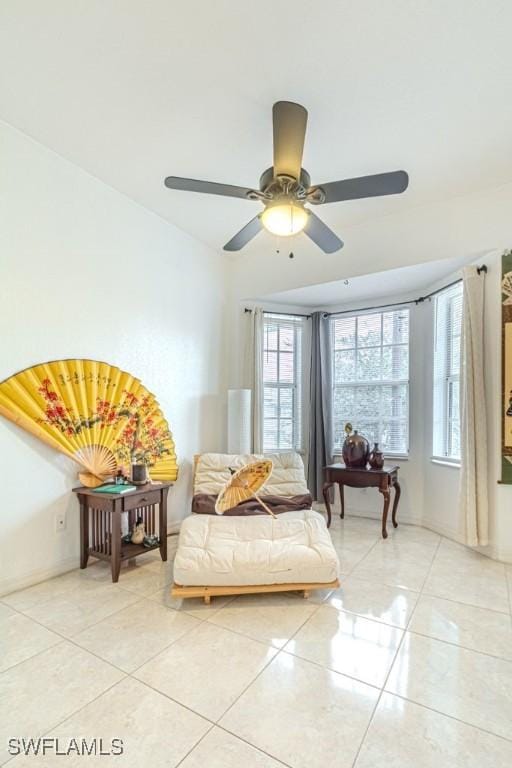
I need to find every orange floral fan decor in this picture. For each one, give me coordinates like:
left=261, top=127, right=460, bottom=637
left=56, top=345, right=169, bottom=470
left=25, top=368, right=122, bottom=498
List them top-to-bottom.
left=0, top=360, right=178, bottom=487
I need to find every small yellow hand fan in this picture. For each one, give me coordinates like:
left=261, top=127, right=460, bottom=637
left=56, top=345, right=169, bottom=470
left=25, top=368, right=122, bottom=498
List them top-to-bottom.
left=0, top=359, right=178, bottom=487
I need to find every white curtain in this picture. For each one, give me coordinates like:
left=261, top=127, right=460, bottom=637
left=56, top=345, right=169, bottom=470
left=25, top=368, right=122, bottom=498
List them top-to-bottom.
left=458, top=266, right=488, bottom=546
left=242, top=307, right=264, bottom=453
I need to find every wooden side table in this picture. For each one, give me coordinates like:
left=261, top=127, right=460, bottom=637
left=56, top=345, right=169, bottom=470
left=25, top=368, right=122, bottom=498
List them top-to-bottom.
left=322, top=463, right=400, bottom=539
left=72, top=482, right=173, bottom=582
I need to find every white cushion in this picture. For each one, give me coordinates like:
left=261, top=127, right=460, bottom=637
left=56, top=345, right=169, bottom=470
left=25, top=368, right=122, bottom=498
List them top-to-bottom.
left=194, top=451, right=309, bottom=498
left=173, top=510, right=339, bottom=586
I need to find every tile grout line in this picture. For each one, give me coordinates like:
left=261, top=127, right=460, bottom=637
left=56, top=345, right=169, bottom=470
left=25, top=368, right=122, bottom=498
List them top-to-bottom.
left=349, top=532, right=443, bottom=768
left=0, top=590, right=203, bottom=679
left=204, top=594, right=336, bottom=762
left=127, top=616, right=216, bottom=677
left=403, top=627, right=512, bottom=663
left=126, top=654, right=296, bottom=767
left=1, top=674, right=129, bottom=767
left=386, top=690, right=512, bottom=745
left=172, top=722, right=217, bottom=768
left=214, top=723, right=295, bottom=768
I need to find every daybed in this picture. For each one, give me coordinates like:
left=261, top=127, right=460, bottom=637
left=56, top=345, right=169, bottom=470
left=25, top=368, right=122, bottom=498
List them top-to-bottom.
left=171, top=452, right=340, bottom=603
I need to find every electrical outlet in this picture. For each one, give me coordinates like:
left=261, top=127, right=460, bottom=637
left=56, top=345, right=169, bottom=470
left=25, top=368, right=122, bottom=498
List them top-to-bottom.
left=55, top=513, right=66, bottom=532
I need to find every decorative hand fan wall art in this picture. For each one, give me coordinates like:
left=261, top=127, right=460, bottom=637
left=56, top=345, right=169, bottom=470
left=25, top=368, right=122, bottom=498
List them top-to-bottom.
left=0, top=360, right=178, bottom=487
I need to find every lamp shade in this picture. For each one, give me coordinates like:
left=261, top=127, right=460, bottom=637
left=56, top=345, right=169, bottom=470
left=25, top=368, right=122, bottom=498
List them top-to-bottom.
left=261, top=202, right=308, bottom=236
left=227, top=388, right=252, bottom=454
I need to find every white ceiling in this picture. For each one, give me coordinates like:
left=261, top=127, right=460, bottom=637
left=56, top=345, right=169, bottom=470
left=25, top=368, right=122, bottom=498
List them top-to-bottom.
left=1, top=1, right=511, bottom=259
left=263, top=254, right=475, bottom=308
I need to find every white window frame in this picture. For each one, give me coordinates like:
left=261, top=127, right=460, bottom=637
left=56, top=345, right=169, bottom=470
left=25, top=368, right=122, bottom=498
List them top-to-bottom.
left=432, top=282, right=463, bottom=464
left=330, top=307, right=410, bottom=458
left=262, top=312, right=305, bottom=453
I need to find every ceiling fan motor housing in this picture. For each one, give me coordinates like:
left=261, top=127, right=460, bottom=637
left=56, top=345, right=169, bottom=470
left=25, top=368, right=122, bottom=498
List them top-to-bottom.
left=256, top=167, right=311, bottom=201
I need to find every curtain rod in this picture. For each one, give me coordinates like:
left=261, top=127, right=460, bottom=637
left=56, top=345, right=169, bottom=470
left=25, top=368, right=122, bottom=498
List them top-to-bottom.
left=324, top=264, right=487, bottom=318
left=244, top=308, right=311, bottom=318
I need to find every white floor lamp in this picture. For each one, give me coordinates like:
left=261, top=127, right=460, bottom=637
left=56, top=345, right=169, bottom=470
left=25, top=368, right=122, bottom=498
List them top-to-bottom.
left=227, top=389, right=252, bottom=454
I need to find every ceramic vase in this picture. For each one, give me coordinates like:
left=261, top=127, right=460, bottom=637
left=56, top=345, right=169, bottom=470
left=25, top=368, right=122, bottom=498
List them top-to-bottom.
left=342, top=429, right=370, bottom=468
left=368, top=442, right=385, bottom=469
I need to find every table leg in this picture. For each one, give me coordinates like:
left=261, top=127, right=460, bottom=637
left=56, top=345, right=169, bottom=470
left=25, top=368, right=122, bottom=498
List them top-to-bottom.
left=392, top=481, right=401, bottom=529
left=322, top=482, right=333, bottom=528
left=338, top=483, right=345, bottom=519
left=379, top=488, right=391, bottom=539
left=160, top=491, right=168, bottom=562
left=79, top=499, right=89, bottom=570
left=111, top=507, right=121, bottom=583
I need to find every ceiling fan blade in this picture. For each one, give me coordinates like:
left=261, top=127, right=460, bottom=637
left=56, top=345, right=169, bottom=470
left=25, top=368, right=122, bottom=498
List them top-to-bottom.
left=272, top=101, right=308, bottom=180
left=311, top=170, right=409, bottom=203
left=164, top=176, right=256, bottom=200
left=304, top=211, right=344, bottom=253
left=223, top=215, right=263, bottom=251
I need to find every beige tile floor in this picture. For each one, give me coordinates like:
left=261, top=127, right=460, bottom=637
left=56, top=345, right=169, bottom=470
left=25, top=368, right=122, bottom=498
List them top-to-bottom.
left=1, top=515, right=512, bottom=767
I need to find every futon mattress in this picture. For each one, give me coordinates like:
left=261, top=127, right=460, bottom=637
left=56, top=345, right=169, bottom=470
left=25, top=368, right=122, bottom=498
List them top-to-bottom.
left=173, top=510, right=339, bottom=586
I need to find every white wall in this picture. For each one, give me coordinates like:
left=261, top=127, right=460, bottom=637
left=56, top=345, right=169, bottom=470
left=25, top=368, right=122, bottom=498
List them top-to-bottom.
left=0, top=122, right=228, bottom=594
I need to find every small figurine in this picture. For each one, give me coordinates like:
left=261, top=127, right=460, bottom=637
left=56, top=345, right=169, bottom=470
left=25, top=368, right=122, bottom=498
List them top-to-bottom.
left=506, top=391, right=512, bottom=417
left=131, top=516, right=145, bottom=545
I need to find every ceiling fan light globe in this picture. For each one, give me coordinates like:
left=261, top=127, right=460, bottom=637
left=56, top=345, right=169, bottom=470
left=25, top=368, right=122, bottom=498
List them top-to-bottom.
left=261, top=202, right=308, bottom=237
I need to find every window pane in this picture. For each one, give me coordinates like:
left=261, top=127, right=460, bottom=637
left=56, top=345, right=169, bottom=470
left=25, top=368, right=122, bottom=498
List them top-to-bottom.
left=432, top=284, right=463, bottom=459
left=331, top=307, right=410, bottom=454
left=383, top=310, right=409, bottom=345
left=262, top=313, right=304, bottom=452
left=357, top=314, right=382, bottom=347
left=334, top=317, right=356, bottom=349
left=264, top=323, right=278, bottom=351
left=279, top=326, right=294, bottom=351
left=450, top=333, right=461, bottom=375
left=382, top=345, right=408, bottom=380
left=356, top=347, right=381, bottom=381
left=334, top=349, right=356, bottom=383
left=263, top=351, right=278, bottom=382
left=279, top=351, right=294, bottom=383
left=381, top=384, right=408, bottom=420
left=333, top=386, right=356, bottom=418
left=356, top=386, right=381, bottom=420
left=264, top=387, right=278, bottom=418
left=279, top=387, right=294, bottom=418
left=449, top=418, right=460, bottom=457
left=263, top=419, right=278, bottom=449
left=279, top=419, right=293, bottom=449
left=332, top=419, right=346, bottom=450
left=381, top=421, right=408, bottom=453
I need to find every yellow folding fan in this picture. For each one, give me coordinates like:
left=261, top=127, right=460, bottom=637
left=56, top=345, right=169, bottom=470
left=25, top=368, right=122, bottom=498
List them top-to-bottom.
left=0, top=359, right=178, bottom=487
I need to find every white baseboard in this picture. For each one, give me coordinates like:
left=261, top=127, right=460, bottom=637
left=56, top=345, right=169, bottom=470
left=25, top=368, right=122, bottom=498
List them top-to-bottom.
left=316, top=502, right=512, bottom=564
left=168, top=521, right=181, bottom=535
left=1, top=525, right=184, bottom=598
left=0, top=556, right=78, bottom=598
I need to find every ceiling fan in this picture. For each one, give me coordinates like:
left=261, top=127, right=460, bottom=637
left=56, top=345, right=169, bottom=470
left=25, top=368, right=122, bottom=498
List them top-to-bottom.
left=164, top=101, right=409, bottom=253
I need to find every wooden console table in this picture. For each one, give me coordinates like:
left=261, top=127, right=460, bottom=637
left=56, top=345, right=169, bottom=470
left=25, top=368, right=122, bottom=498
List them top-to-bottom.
left=322, top=463, right=400, bottom=538
left=72, top=483, right=173, bottom=582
